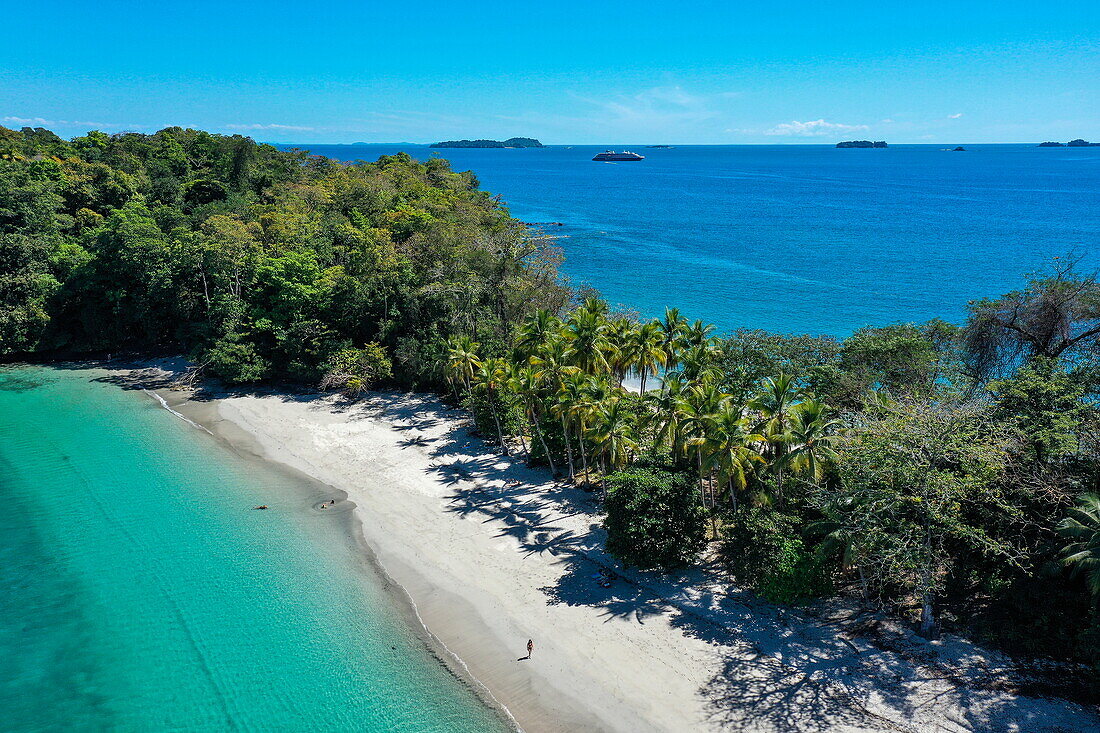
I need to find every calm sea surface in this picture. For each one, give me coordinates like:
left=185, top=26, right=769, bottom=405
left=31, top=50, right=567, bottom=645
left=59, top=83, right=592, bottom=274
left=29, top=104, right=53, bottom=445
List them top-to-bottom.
left=294, top=144, right=1100, bottom=335
left=0, top=366, right=507, bottom=732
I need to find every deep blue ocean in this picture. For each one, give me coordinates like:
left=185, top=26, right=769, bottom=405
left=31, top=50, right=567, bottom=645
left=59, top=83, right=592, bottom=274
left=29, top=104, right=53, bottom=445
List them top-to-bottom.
left=292, top=143, right=1100, bottom=336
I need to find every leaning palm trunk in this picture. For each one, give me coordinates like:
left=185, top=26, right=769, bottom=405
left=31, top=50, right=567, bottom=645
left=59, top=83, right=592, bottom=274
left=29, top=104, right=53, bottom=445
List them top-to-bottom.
left=488, top=394, right=509, bottom=457
left=531, top=407, right=558, bottom=476
left=492, top=409, right=509, bottom=456
left=560, top=414, right=576, bottom=479
left=577, top=429, right=589, bottom=486
left=518, top=431, right=530, bottom=462
left=696, top=449, right=707, bottom=508
left=600, top=450, right=609, bottom=497
left=728, top=477, right=738, bottom=512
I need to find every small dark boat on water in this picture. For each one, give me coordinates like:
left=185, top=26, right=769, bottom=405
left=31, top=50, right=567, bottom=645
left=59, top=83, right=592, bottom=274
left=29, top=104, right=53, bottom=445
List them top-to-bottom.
left=592, top=150, right=645, bottom=161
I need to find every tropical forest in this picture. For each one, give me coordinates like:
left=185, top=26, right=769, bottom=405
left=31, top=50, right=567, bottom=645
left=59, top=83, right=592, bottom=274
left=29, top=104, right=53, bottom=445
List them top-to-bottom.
left=1, top=125, right=1098, bottom=692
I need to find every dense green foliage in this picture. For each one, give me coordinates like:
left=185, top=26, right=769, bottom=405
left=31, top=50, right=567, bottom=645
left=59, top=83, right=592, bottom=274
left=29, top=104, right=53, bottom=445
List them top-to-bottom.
left=0, top=125, right=568, bottom=386
left=4, top=125, right=1099, bottom=682
left=446, top=267, right=1100, bottom=679
left=604, top=466, right=707, bottom=570
left=724, top=506, right=830, bottom=604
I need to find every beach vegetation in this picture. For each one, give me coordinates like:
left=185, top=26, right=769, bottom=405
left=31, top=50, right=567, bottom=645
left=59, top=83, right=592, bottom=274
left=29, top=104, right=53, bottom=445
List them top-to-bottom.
left=4, top=124, right=1099, bottom=679
left=441, top=257, right=1100, bottom=671
left=320, top=344, right=392, bottom=395
left=604, top=466, right=708, bottom=570
left=1058, top=493, right=1100, bottom=603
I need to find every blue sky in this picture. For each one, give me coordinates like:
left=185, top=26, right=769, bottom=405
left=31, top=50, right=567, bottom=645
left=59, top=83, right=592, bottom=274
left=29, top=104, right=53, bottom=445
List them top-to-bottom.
left=2, top=1, right=1097, bottom=144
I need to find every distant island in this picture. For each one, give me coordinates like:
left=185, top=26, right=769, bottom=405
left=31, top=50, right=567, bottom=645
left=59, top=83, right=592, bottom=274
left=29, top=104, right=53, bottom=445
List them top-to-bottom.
left=430, top=137, right=544, bottom=148
left=1038, top=139, right=1099, bottom=147
left=836, top=140, right=887, bottom=148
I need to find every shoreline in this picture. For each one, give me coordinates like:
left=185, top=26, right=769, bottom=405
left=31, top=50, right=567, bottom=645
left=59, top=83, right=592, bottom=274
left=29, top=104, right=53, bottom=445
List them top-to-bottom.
left=96, top=360, right=1099, bottom=733
left=149, top=375, right=603, bottom=732
left=152, top=382, right=533, bottom=732
left=191, top=390, right=656, bottom=733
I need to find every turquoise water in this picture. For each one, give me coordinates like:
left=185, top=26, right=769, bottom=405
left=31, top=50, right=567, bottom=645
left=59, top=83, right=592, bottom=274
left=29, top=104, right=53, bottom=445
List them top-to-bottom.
left=295, top=143, right=1100, bottom=335
left=0, top=366, right=507, bottom=732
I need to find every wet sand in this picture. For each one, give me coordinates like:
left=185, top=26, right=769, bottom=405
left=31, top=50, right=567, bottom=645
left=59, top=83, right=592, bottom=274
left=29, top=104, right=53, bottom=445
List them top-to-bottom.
left=114, top=360, right=1100, bottom=732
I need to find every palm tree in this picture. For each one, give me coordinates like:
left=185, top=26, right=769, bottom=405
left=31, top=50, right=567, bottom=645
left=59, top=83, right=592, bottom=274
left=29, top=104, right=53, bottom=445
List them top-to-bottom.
left=579, top=296, right=609, bottom=319
left=564, top=307, right=610, bottom=375
left=659, top=307, right=688, bottom=371
left=515, top=308, right=561, bottom=361
left=604, top=317, right=639, bottom=389
left=683, top=319, right=715, bottom=349
left=632, top=320, right=665, bottom=395
left=447, top=335, right=481, bottom=395
left=531, top=335, right=580, bottom=479
left=677, top=343, right=722, bottom=384
left=472, top=357, right=510, bottom=456
left=502, top=362, right=532, bottom=461
left=508, top=364, right=559, bottom=475
left=563, top=372, right=601, bottom=484
left=649, top=373, right=692, bottom=459
left=748, top=373, right=804, bottom=506
left=683, top=380, right=728, bottom=507
left=588, top=395, right=639, bottom=491
left=783, top=398, right=840, bottom=485
left=703, top=403, right=764, bottom=512
left=1058, top=492, right=1100, bottom=601
left=807, top=496, right=873, bottom=599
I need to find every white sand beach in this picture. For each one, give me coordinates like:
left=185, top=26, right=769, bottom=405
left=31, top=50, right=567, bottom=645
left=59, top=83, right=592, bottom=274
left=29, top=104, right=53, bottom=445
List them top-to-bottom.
left=150, top=376, right=1098, bottom=732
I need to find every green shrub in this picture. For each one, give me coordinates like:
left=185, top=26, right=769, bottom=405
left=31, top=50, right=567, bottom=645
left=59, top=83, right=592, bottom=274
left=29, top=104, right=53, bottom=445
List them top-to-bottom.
left=205, top=336, right=270, bottom=384
left=320, top=344, right=393, bottom=395
left=604, top=467, right=707, bottom=570
left=723, top=506, right=830, bottom=604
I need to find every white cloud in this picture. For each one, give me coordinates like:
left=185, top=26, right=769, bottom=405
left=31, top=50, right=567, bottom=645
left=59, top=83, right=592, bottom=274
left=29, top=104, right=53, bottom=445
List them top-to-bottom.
left=562, top=85, right=741, bottom=134
left=948, top=113, right=964, bottom=119
left=2, top=115, right=126, bottom=129
left=3, top=116, right=51, bottom=125
left=880, top=118, right=895, bottom=123
left=764, top=119, right=869, bottom=136
left=224, top=123, right=315, bottom=132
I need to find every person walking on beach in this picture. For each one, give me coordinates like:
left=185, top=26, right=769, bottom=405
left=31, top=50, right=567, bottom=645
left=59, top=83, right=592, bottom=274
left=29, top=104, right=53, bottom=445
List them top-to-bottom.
left=526, top=639, right=533, bottom=658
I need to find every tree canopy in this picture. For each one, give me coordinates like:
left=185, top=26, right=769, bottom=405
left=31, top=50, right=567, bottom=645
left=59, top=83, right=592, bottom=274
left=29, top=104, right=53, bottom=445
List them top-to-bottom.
left=0, top=125, right=569, bottom=387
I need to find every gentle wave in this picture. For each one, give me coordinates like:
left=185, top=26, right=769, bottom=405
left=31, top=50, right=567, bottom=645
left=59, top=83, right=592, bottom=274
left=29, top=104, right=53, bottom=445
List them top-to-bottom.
left=143, top=389, right=214, bottom=435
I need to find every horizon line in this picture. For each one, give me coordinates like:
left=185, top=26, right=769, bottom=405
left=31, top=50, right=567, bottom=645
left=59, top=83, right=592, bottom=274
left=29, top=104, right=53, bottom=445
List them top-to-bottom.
left=270, top=140, right=1083, bottom=147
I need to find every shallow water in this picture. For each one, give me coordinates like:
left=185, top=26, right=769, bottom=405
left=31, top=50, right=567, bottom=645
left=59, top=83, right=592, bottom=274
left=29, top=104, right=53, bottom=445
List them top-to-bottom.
left=297, top=143, right=1100, bottom=335
left=0, top=366, right=507, bottom=732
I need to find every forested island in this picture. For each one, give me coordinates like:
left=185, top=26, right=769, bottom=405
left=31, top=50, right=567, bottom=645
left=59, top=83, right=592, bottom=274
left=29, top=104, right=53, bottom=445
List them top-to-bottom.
left=1, top=125, right=1097, bottom=700
left=430, top=137, right=543, bottom=148
left=1039, top=139, right=1099, bottom=147
left=836, top=140, right=887, bottom=148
